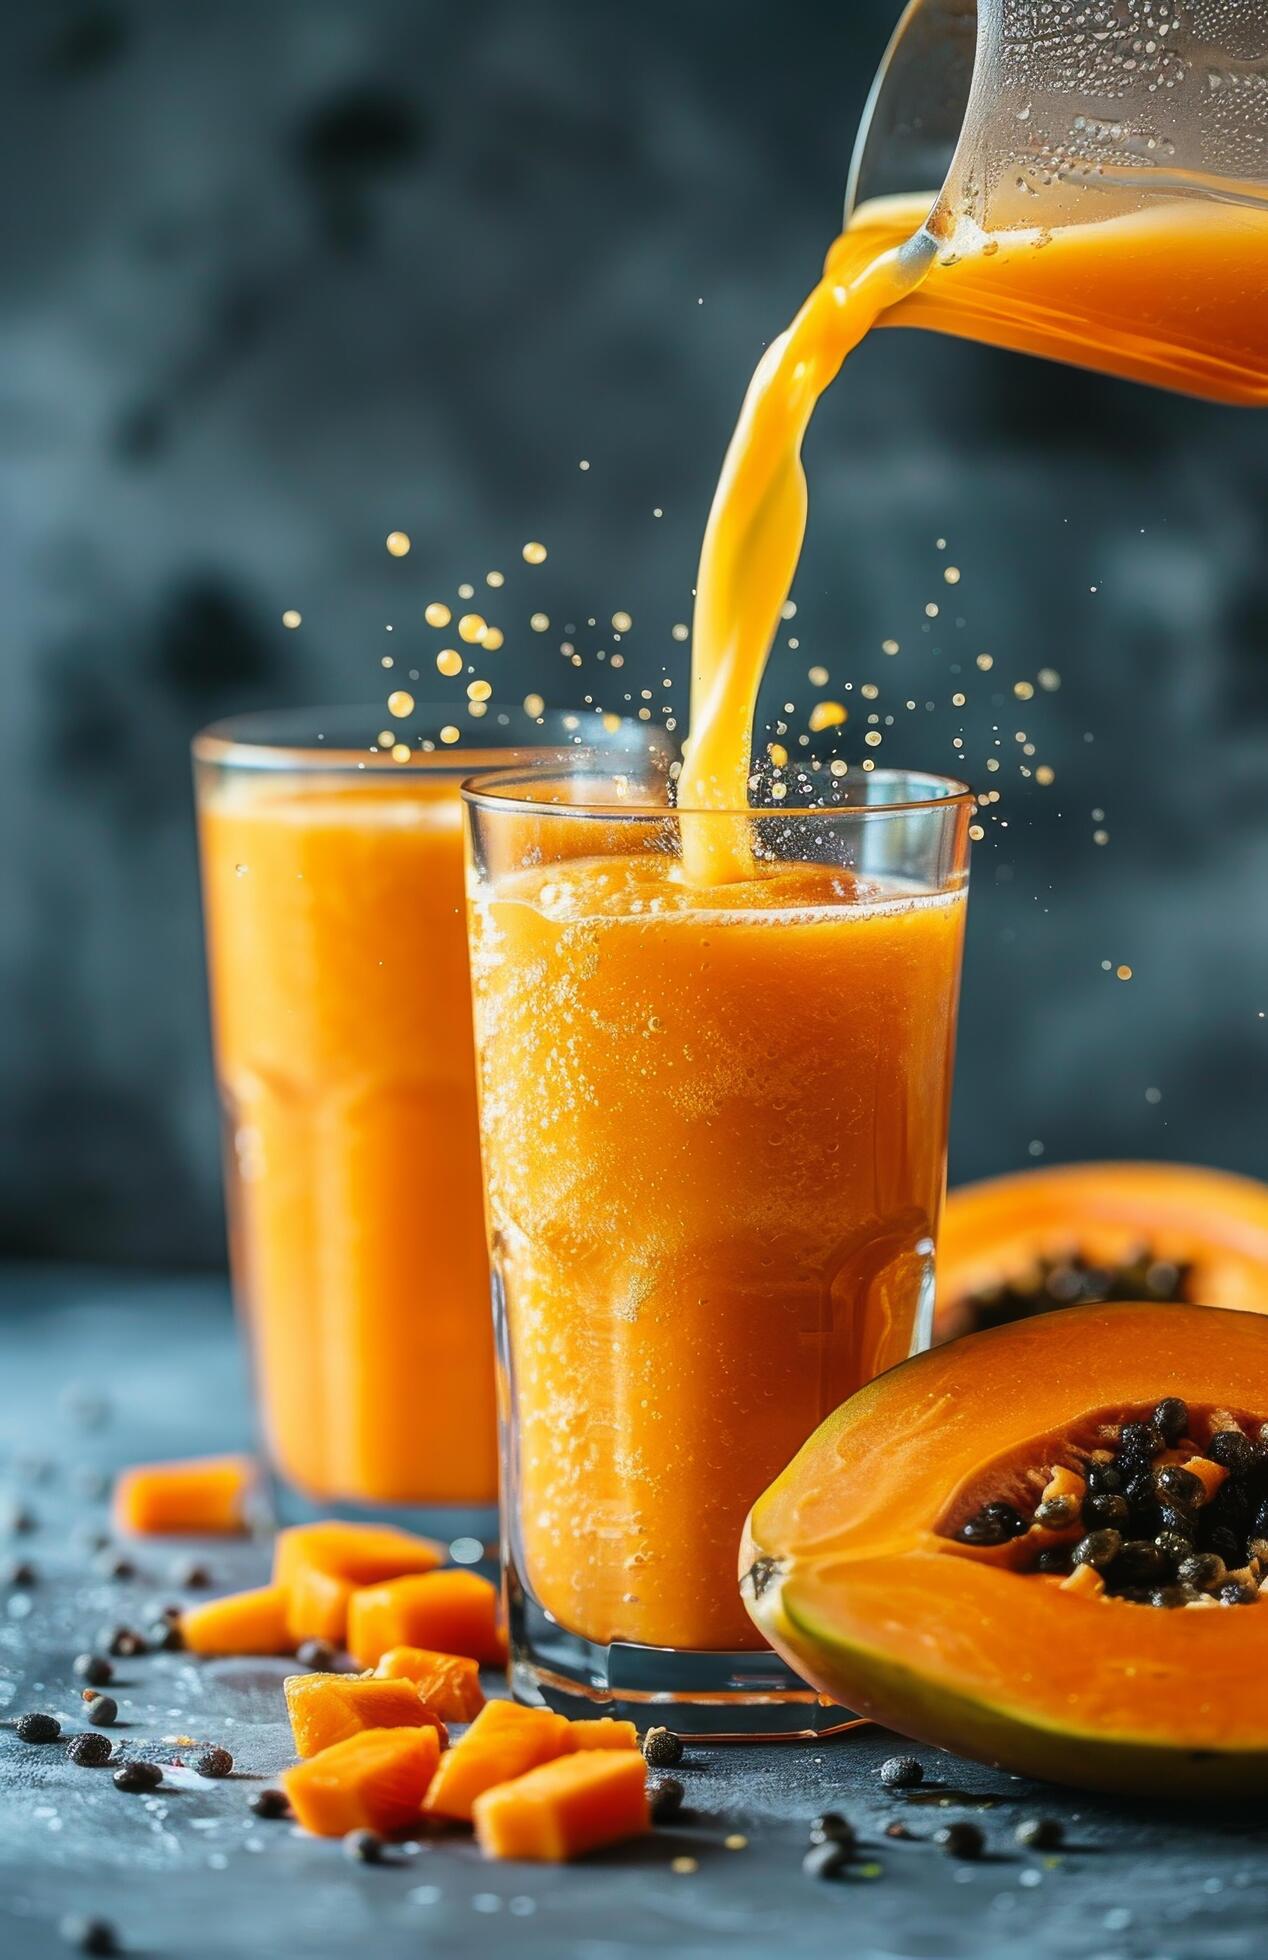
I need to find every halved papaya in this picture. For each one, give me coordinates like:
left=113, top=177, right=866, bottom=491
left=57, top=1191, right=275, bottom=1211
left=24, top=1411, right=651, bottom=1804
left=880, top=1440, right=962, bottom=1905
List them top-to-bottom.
left=937, top=1161, right=1268, bottom=1342
left=743, top=1302, right=1268, bottom=1798
left=284, top=1671, right=447, bottom=1758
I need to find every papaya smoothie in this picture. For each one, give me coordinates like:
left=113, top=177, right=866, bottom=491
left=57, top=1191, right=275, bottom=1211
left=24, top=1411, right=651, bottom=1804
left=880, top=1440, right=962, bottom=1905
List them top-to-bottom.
left=194, top=708, right=663, bottom=1519
left=466, top=814, right=970, bottom=1659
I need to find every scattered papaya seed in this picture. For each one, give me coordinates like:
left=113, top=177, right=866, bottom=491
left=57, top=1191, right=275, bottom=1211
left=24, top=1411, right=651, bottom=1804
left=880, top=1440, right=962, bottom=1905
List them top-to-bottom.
left=74, top=1654, right=113, bottom=1687
left=86, top=1697, right=119, bottom=1728
left=15, top=1712, right=61, bottom=1743
left=642, top=1726, right=683, bottom=1767
left=67, top=1732, right=114, bottom=1768
left=193, top=1746, right=234, bottom=1779
left=878, top=1756, right=923, bottom=1790
left=113, top=1760, right=163, bottom=1794
left=649, top=1777, right=685, bottom=1823
left=249, top=1788, right=290, bottom=1819
left=809, top=1811, right=854, bottom=1847
left=1015, top=1816, right=1064, bottom=1849
left=934, top=1821, right=984, bottom=1859
left=343, top=1828, right=384, bottom=1864
left=802, top=1840, right=847, bottom=1880
left=58, top=1914, right=117, bottom=1955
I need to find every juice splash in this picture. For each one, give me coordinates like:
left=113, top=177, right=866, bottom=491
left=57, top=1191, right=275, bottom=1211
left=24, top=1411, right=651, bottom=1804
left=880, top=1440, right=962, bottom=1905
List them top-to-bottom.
left=679, top=189, right=1268, bottom=881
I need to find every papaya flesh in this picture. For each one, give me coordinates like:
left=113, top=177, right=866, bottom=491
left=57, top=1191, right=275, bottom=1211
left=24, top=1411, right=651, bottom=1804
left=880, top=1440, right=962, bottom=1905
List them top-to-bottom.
left=937, top=1161, right=1268, bottom=1342
left=743, top=1303, right=1268, bottom=1798
left=113, top=1454, right=253, bottom=1535
left=273, top=1522, right=444, bottom=1646
left=347, top=1569, right=504, bottom=1671
left=181, top=1583, right=293, bottom=1657
left=374, top=1647, right=486, bottom=1723
left=284, top=1671, right=447, bottom=1758
left=422, top=1700, right=572, bottom=1822
left=282, top=1726, right=440, bottom=1837
left=472, top=1748, right=649, bottom=1862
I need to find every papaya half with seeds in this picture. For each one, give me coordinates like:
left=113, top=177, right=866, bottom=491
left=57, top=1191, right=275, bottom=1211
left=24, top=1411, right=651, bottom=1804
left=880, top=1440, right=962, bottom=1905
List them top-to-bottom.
left=936, top=1161, right=1268, bottom=1342
left=742, top=1302, right=1268, bottom=1798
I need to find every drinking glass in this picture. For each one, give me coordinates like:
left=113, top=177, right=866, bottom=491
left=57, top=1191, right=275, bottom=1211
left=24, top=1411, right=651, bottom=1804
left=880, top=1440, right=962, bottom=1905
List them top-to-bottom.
left=194, top=705, right=669, bottom=1539
left=464, top=762, right=972, bottom=1733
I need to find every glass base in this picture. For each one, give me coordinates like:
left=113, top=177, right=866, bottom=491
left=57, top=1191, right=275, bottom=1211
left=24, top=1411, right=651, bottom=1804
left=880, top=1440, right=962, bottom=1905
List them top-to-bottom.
left=263, top=1470, right=499, bottom=1568
left=508, top=1578, right=861, bottom=1740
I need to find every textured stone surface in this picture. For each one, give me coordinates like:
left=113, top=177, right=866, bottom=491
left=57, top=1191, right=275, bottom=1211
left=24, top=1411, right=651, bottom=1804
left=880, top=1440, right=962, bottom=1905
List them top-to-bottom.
left=3, top=1267, right=1268, bottom=1957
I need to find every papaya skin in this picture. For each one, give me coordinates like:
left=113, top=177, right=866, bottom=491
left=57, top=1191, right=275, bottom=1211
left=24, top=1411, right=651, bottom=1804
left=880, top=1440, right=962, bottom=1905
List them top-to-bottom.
left=936, top=1162, right=1268, bottom=1341
left=743, top=1303, right=1268, bottom=1799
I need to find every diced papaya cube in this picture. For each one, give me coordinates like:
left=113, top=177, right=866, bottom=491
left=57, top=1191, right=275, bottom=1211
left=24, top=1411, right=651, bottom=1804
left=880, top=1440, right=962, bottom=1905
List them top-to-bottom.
left=113, top=1454, right=253, bottom=1536
left=274, top=1522, right=444, bottom=1646
left=274, top=1522, right=445, bottom=1589
left=283, top=1563, right=355, bottom=1649
left=348, top=1570, right=504, bottom=1670
left=181, top=1583, right=292, bottom=1656
left=374, top=1647, right=486, bottom=1723
left=284, top=1672, right=447, bottom=1758
left=423, top=1701, right=571, bottom=1822
left=565, top=1718, right=640, bottom=1751
left=282, top=1726, right=440, bottom=1838
left=473, top=1749, right=649, bottom=1862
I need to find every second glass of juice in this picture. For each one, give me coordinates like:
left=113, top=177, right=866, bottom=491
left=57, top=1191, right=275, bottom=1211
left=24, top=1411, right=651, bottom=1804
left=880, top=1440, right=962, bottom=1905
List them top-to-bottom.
left=194, top=706, right=667, bottom=1537
left=464, top=763, right=972, bottom=1731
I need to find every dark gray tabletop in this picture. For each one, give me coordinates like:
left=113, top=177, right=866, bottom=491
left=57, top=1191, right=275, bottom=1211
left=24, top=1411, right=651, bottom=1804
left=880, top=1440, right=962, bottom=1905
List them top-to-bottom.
left=1, top=1266, right=1264, bottom=1959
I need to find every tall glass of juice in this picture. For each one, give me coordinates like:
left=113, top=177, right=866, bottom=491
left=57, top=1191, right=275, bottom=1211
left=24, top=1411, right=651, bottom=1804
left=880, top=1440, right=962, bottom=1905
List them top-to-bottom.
left=194, top=706, right=668, bottom=1536
left=465, top=761, right=972, bottom=1730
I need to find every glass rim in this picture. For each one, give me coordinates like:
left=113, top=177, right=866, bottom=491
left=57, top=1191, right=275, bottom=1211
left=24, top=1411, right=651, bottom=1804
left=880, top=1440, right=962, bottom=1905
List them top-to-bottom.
left=191, top=704, right=672, bottom=773
left=461, top=761, right=975, bottom=821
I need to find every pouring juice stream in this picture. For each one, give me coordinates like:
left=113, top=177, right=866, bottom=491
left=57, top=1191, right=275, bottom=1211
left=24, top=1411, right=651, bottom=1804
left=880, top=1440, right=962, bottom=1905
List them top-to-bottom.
left=679, top=188, right=1268, bottom=883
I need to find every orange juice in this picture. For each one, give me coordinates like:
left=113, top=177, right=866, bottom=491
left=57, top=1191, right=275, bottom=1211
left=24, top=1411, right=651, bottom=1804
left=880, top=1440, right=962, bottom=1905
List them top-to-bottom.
left=199, top=768, right=496, bottom=1508
left=470, top=844, right=967, bottom=1653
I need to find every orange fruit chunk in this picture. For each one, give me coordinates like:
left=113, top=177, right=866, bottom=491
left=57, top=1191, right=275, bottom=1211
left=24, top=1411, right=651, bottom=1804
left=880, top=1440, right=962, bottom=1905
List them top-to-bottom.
left=113, top=1455, right=253, bottom=1535
left=273, top=1522, right=444, bottom=1646
left=347, top=1569, right=504, bottom=1670
left=182, top=1583, right=292, bottom=1656
left=374, top=1647, right=486, bottom=1723
left=284, top=1671, right=447, bottom=1758
left=422, top=1701, right=571, bottom=1822
left=565, top=1718, right=640, bottom=1751
left=282, top=1726, right=440, bottom=1837
left=473, top=1749, right=649, bottom=1861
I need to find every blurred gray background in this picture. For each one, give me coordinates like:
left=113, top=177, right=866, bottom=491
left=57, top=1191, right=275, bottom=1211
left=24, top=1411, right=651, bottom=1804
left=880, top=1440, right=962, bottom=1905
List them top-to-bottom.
left=1, top=0, right=1265, bottom=1268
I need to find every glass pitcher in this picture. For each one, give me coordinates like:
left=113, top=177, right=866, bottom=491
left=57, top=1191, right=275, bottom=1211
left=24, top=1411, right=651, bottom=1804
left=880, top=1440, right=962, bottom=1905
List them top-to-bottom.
left=844, top=0, right=1268, bottom=404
